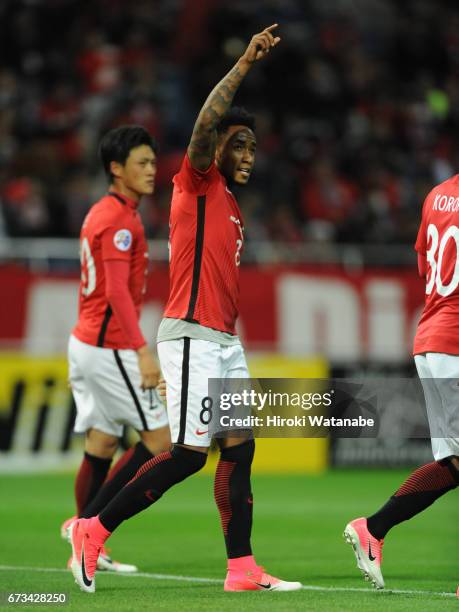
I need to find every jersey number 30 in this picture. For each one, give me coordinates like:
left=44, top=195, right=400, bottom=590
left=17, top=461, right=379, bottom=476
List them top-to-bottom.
left=426, top=223, right=459, bottom=297
left=81, top=237, right=96, bottom=296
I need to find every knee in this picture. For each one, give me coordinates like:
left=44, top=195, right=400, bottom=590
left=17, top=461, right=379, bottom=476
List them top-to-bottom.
left=141, top=426, right=172, bottom=455
left=85, top=430, right=118, bottom=458
left=220, top=439, right=255, bottom=466
left=171, top=445, right=207, bottom=475
left=439, top=456, right=459, bottom=484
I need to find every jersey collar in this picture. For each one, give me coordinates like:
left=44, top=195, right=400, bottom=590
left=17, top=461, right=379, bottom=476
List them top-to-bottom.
left=108, top=190, right=139, bottom=209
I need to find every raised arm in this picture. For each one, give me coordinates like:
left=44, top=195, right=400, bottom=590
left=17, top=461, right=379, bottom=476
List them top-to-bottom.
left=187, top=24, right=281, bottom=170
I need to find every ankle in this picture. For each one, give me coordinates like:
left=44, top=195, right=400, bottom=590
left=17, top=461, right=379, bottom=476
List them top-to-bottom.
left=87, top=516, right=111, bottom=543
left=227, top=555, right=258, bottom=573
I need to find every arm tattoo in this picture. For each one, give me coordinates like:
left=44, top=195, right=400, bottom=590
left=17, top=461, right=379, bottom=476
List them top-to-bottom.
left=188, top=62, right=249, bottom=170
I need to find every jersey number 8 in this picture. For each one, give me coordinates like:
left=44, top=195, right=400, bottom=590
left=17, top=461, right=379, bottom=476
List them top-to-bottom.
left=426, top=223, right=459, bottom=297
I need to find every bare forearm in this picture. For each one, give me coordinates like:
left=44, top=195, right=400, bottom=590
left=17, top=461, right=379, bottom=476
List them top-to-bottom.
left=187, top=25, right=280, bottom=170
left=188, top=59, right=251, bottom=168
left=199, top=59, right=250, bottom=132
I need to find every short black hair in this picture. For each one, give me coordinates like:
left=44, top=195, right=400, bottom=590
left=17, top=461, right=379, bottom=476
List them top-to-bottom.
left=216, top=106, right=256, bottom=135
left=99, top=125, right=158, bottom=180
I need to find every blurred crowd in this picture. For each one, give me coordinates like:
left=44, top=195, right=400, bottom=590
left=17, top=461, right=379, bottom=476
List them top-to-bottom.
left=1, top=0, right=459, bottom=245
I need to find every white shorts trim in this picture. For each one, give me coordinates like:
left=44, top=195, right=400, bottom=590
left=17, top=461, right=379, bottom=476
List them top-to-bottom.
left=68, top=335, right=168, bottom=437
left=157, top=338, right=249, bottom=447
left=414, top=352, right=459, bottom=460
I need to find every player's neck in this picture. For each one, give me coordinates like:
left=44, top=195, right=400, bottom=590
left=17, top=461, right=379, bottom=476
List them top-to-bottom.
left=217, top=168, right=234, bottom=190
left=108, top=183, right=140, bottom=208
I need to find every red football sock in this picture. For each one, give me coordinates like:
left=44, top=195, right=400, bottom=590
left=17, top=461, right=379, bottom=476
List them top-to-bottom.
left=105, top=447, right=135, bottom=482
left=75, top=452, right=111, bottom=516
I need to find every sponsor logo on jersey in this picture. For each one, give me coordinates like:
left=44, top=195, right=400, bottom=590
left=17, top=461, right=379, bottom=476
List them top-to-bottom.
left=114, top=229, right=132, bottom=251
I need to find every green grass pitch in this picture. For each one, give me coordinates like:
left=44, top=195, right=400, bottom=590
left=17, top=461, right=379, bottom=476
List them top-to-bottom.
left=0, top=470, right=457, bottom=611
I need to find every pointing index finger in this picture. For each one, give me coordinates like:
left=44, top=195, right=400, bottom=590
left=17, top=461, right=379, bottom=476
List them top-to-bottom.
left=264, top=24, right=280, bottom=46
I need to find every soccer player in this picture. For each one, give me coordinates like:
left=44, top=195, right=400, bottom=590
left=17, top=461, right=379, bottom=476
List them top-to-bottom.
left=69, top=24, right=302, bottom=593
left=64, top=125, right=170, bottom=572
left=344, top=175, right=459, bottom=589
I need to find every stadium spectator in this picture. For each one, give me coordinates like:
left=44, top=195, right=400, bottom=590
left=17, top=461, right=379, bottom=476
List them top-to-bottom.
left=1, top=0, right=459, bottom=249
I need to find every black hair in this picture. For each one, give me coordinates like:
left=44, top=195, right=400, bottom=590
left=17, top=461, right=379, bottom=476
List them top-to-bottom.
left=216, top=106, right=256, bottom=136
left=99, top=125, right=158, bottom=180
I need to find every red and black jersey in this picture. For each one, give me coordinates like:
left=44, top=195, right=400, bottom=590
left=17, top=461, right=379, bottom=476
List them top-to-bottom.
left=164, top=154, right=244, bottom=334
left=414, top=174, right=459, bottom=355
left=73, top=191, right=148, bottom=349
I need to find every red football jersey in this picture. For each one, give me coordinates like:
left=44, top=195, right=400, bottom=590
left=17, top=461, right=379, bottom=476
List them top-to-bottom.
left=164, top=154, right=244, bottom=334
left=414, top=174, right=459, bottom=354
left=73, top=191, right=148, bottom=349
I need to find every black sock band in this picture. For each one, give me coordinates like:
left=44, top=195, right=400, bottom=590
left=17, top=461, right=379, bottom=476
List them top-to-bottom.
left=215, top=440, right=255, bottom=558
left=81, top=442, right=153, bottom=518
left=99, top=445, right=206, bottom=532
left=75, top=452, right=112, bottom=516
left=440, top=457, right=459, bottom=483
left=367, top=460, right=457, bottom=540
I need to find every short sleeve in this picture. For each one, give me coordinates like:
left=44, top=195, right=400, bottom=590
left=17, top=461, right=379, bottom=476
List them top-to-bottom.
left=173, top=153, right=219, bottom=195
left=100, top=223, right=135, bottom=261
